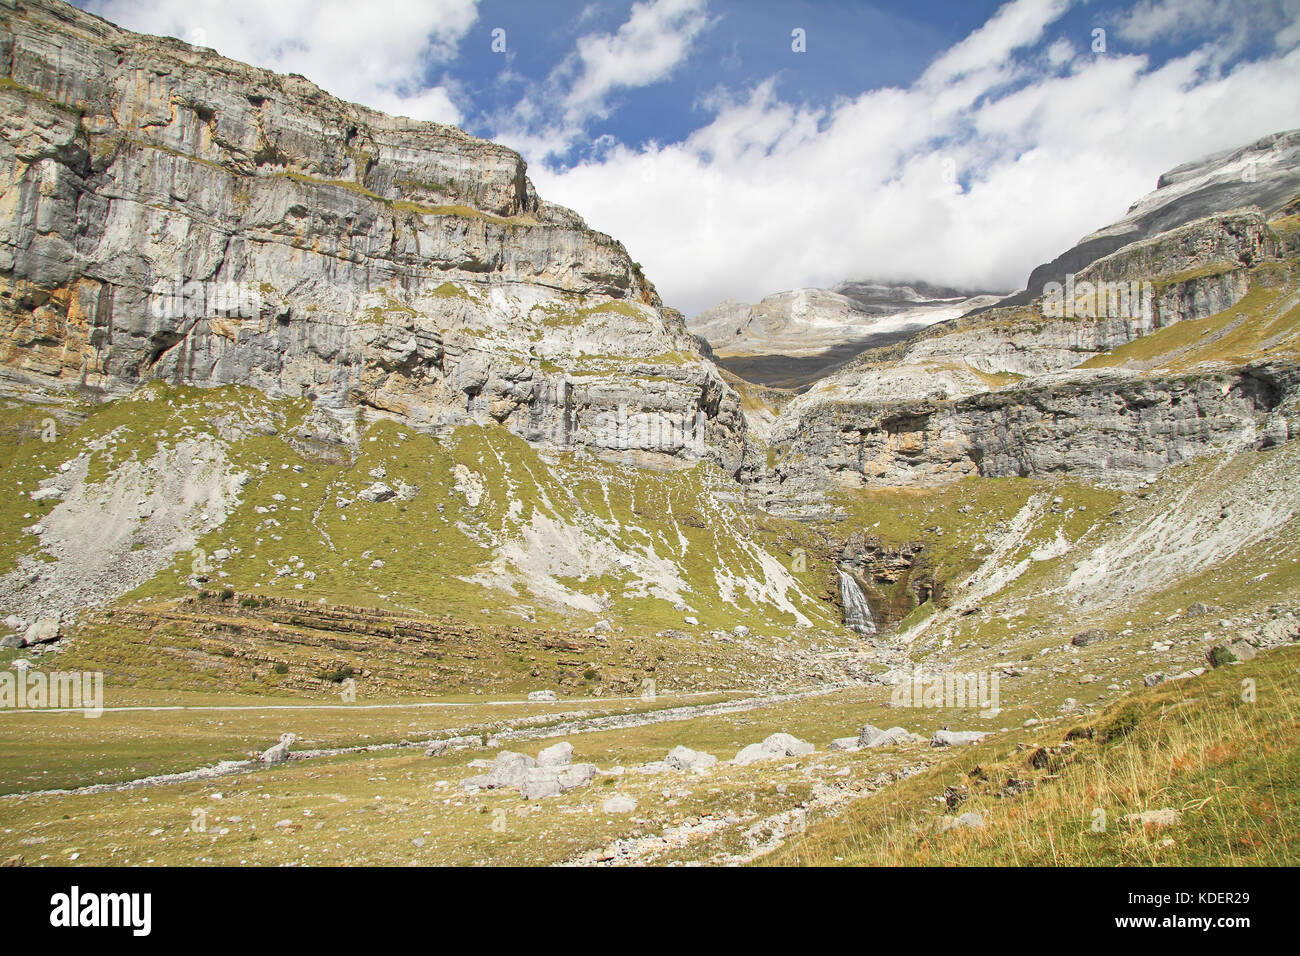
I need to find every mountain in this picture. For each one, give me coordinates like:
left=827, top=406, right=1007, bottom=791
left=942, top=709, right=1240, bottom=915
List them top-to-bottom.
left=0, top=0, right=1298, bottom=872
left=988, top=129, right=1300, bottom=311
left=689, top=282, right=1003, bottom=389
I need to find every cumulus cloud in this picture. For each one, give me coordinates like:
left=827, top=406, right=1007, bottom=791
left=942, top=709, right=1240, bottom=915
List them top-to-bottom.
left=82, top=0, right=478, bottom=124
left=491, top=0, right=713, bottom=161
left=528, top=0, right=1300, bottom=314
left=564, top=0, right=711, bottom=121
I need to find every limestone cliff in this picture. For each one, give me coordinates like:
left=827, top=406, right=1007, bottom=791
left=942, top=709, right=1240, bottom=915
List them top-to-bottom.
left=0, top=0, right=744, bottom=472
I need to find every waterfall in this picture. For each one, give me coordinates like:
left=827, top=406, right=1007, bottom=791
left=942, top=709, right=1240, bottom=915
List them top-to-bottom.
left=838, top=568, right=877, bottom=635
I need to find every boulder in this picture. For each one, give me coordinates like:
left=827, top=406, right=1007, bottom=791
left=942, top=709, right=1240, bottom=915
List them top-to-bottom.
left=357, top=482, right=396, bottom=503
left=23, top=618, right=60, bottom=645
left=1071, top=628, right=1110, bottom=647
left=0, top=634, right=24, bottom=649
left=1208, top=641, right=1256, bottom=667
left=527, top=690, right=558, bottom=702
left=859, top=724, right=925, bottom=747
left=930, top=729, right=988, bottom=747
left=733, top=732, right=814, bottom=765
left=259, top=733, right=296, bottom=764
left=828, top=737, right=861, bottom=752
left=537, top=742, right=573, bottom=768
left=663, top=745, right=718, bottom=771
left=484, top=751, right=537, bottom=789
left=558, top=763, right=597, bottom=791
left=519, top=767, right=563, bottom=800
left=603, top=794, right=637, bottom=814
left=937, top=811, right=985, bottom=833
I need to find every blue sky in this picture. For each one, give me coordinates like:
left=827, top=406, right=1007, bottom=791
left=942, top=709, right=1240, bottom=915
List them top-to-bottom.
left=80, top=0, right=1300, bottom=312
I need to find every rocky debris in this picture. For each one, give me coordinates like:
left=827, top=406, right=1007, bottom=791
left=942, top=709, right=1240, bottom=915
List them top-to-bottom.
left=357, top=483, right=396, bottom=503
left=29, top=486, right=64, bottom=502
left=1187, top=602, right=1215, bottom=617
left=1259, top=616, right=1299, bottom=646
left=1071, top=629, right=1110, bottom=647
left=1144, top=672, right=1166, bottom=687
left=527, top=690, right=558, bottom=702
left=859, top=724, right=926, bottom=748
left=930, top=730, right=988, bottom=748
left=733, top=732, right=815, bottom=765
left=259, top=733, right=296, bottom=764
left=424, top=734, right=481, bottom=757
left=663, top=745, right=718, bottom=772
left=602, top=794, right=637, bottom=814
left=1124, top=808, right=1182, bottom=828
left=936, top=811, right=985, bottom=833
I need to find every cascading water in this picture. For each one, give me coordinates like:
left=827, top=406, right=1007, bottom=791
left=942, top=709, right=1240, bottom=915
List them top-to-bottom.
left=837, top=568, right=877, bottom=635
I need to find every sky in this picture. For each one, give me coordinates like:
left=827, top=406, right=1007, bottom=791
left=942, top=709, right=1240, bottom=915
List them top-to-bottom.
left=78, top=0, right=1300, bottom=314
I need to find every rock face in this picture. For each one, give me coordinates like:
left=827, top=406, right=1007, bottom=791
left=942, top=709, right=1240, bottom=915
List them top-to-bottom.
left=0, top=0, right=744, bottom=473
left=759, top=361, right=1298, bottom=492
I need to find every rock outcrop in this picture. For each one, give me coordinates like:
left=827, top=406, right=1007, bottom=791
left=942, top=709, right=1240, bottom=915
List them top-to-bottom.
left=0, top=0, right=744, bottom=472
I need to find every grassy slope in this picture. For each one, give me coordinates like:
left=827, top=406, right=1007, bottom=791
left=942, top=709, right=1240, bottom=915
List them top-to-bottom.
left=0, top=382, right=852, bottom=697
left=765, top=645, right=1300, bottom=866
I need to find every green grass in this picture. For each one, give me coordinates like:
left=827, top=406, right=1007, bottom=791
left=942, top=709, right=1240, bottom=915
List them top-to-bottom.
left=1082, top=260, right=1300, bottom=370
left=765, top=645, right=1300, bottom=865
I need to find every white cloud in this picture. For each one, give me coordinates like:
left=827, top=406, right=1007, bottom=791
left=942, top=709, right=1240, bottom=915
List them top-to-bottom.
left=83, top=0, right=478, bottom=124
left=491, top=0, right=712, bottom=161
left=529, top=0, right=1300, bottom=315
left=564, top=0, right=710, bottom=122
left=921, top=0, right=1071, bottom=85
left=1114, top=0, right=1300, bottom=49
